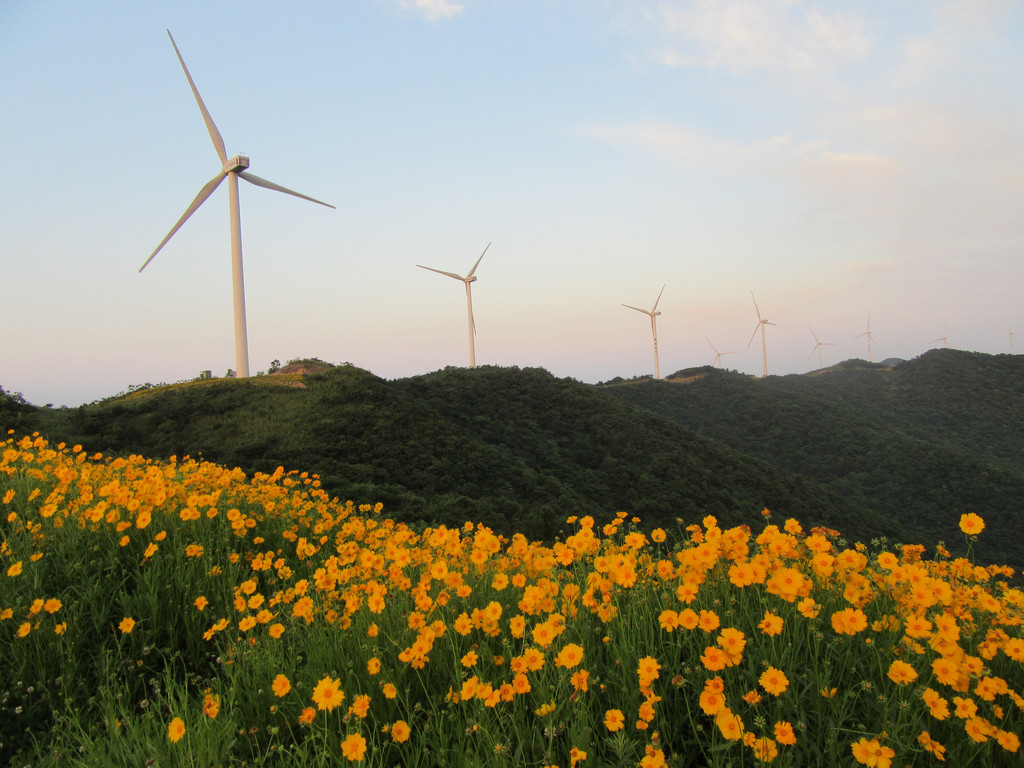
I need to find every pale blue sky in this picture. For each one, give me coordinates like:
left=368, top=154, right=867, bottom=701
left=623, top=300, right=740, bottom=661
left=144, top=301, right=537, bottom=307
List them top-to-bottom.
left=2, top=0, right=1022, bottom=406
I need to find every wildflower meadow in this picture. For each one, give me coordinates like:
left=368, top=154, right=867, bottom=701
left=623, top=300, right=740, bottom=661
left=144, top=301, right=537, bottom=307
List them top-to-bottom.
left=2, top=432, right=1023, bottom=766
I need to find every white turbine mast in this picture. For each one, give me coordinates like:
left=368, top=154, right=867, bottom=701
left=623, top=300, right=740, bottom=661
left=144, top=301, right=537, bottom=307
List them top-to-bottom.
left=139, top=30, right=334, bottom=379
left=417, top=242, right=491, bottom=369
left=622, top=284, right=665, bottom=380
left=747, top=292, right=775, bottom=377
left=854, top=317, right=876, bottom=363
left=808, top=326, right=836, bottom=371
left=1003, top=327, right=1019, bottom=355
left=705, top=336, right=738, bottom=369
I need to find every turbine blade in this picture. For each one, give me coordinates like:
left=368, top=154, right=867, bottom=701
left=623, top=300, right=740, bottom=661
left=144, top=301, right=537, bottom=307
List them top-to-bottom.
left=167, top=30, right=227, bottom=165
left=139, top=172, right=226, bottom=272
left=238, top=172, right=335, bottom=209
left=467, top=241, right=491, bottom=278
left=418, top=265, right=465, bottom=280
left=651, top=284, right=666, bottom=312
left=751, top=291, right=762, bottom=322
left=622, top=304, right=649, bottom=315
left=747, top=324, right=760, bottom=348
left=705, top=336, right=718, bottom=353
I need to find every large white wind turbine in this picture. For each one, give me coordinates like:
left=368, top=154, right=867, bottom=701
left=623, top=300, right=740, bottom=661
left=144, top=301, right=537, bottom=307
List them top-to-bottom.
left=139, top=30, right=335, bottom=379
left=418, top=243, right=491, bottom=368
left=623, top=285, right=665, bottom=379
left=747, top=292, right=775, bottom=378
left=854, top=317, right=875, bottom=362
left=931, top=323, right=949, bottom=349
left=808, top=327, right=836, bottom=371
left=705, top=336, right=738, bottom=369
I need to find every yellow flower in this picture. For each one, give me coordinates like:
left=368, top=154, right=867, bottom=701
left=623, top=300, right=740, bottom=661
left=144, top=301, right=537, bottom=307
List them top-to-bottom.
left=959, top=513, right=984, bottom=535
left=6, top=561, right=22, bottom=577
left=758, top=611, right=783, bottom=637
left=118, top=617, right=135, bottom=634
left=17, top=622, right=31, bottom=638
left=269, top=623, right=285, bottom=638
left=555, top=643, right=584, bottom=669
left=367, top=657, right=381, bottom=675
left=886, top=659, right=918, bottom=685
left=759, top=667, right=789, bottom=696
left=272, top=674, right=291, bottom=697
left=312, top=676, right=344, bottom=711
left=202, top=692, right=220, bottom=719
left=535, top=700, right=556, bottom=717
left=604, top=709, right=625, bottom=732
left=167, top=716, right=185, bottom=744
left=391, top=720, right=411, bottom=743
left=341, top=732, right=367, bottom=761
left=851, top=737, right=894, bottom=768
left=570, top=747, right=587, bottom=767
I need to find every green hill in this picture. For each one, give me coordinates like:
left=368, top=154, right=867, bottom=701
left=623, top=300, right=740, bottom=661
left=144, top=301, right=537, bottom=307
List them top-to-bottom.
left=4, top=349, right=1020, bottom=566
left=604, top=349, right=1024, bottom=568
left=2, top=364, right=891, bottom=546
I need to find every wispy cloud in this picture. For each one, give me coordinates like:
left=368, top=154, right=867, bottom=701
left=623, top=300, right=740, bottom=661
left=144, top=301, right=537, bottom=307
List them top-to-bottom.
left=396, top=0, right=464, bottom=21
left=641, top=0, right=870, bottom=73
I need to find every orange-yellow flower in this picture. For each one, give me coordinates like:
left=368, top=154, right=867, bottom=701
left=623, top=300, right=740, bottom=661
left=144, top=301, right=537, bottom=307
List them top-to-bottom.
left=959, top=513, right=985, bottom=535
left=6, top=561, right=22, bottom=577
left=830, top=607, right=867, bottom=635
left=118, top=617, right=135, bottom=634
left=555, top=643, right=584, bottom=669
left=886, top=659, right=918, bottom=685
left=759, top=666, right=789, bottom=696
left=272, top=674, right=291, bottom=697
left=312, top=675, right=345, bottom=711
left=604, top=708, right=625, bottom=732
left=167, top=716, right=185, bottom=743
left=391, top=720, right=411, bottom=743
left=774, top=721, right=797, bottom=746
left=341, top=732, right=367, bottom=761
left=850, top=737, right=894, bottom=768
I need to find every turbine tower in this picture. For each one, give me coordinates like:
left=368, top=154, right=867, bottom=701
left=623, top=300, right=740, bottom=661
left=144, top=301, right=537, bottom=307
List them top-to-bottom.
left=139, top=30, right=335, bottom=379
left=418, top=242, right=491, bottom=368
left=622, top=285, right=665, bottom=379
left=747, top=292, right=775, bottom=378
left=854, top=317, right=875, bottom=362
left=808, top=327, right=836, bottom=371
left=1003, top=327, right=1019, bottom=355
left=705, top=336, right=738, bottom=369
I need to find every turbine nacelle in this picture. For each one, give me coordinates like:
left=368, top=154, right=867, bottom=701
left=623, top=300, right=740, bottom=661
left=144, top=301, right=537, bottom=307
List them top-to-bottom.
left=224, top=155, right=250, bottom=173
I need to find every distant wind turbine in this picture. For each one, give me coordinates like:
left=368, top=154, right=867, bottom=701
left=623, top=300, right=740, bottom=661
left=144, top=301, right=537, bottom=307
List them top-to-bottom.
left=139, top=30, right=335, bottom=379
left=418, top=243, right=491, bottom=368
left=622, top=285, right=666, bottom=379
left=747, top=292, right=775, bottom=377
left=854, top=317, right=876, bottom=362
left=931, top=323, right=949, bottom=349
left=808, top=327, right=837, bottom=371
left=1003, top=327, right=1019, bottom=355
left=705, top=337, right=738, bottom=369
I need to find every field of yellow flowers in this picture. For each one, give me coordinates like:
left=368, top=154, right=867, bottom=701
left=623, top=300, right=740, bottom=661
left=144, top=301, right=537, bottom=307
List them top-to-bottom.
left=2, top=431, right=1023, bottom=767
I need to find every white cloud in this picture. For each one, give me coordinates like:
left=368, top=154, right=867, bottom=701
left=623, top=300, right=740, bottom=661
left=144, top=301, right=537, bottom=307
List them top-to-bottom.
left=396, top=0, right=464, bottom=21
left=646, top=0, right=870, bottom=73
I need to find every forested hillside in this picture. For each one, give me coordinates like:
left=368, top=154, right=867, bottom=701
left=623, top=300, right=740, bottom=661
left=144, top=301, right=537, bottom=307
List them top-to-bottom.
left=3, top=349, right=1020, bottom=566
left=605, top=350, right=1024, bottom=567
left=2, top=365, right=891, bottom=545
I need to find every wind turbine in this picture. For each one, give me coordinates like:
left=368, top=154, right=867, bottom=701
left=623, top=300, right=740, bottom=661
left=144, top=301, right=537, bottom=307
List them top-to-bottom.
left=139, top=30, right=335, bottom=379
left=418, top=243, right=491, bottom=368
left=622, top=285, right=665, bottom=379
left=747, top=292, right=775, bottom=377
left=854, top=317, right=876, bottom=362
left=931, top=323, right=949, bottom=349
left=808, top=327, right=836, bottom=371
left=1003, top=327, right=1019, bottom=355
left=705, top=336, right=738, bottom=369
